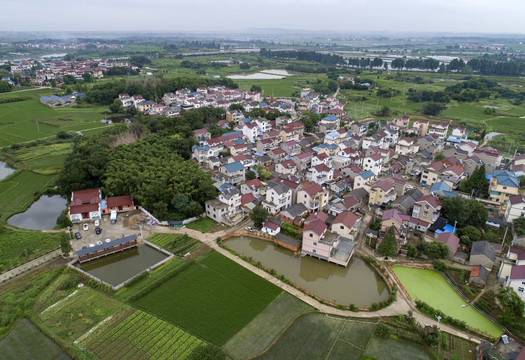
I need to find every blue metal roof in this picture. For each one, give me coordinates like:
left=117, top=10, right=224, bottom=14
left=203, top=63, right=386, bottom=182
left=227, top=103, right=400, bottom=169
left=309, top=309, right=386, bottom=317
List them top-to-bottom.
left=322, top=115, right=338, bottom=122
left=223, top=131, right=242, bottom=137
left=224, top=161, right=244, bottom=173
left=359, top=170, right=375, bottom=179
left=494, top=170, right=519, bottom=187
left=430, top=181, right=451, bottom=194
left=77, top=234, right=138, bottom=257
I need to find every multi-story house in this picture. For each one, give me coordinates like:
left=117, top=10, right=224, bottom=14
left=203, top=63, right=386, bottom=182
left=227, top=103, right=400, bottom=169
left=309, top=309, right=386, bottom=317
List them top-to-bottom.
left=392, top=116, right=410, bottom=130
left=255, top=117, right=271, bottom=133
left=412, top=118, right=429, bottom=136
left=428, top=122, right=449, bottom=140
left=242, top=123, right=259, bottom=140
left=193, top=128, right=211, bottom=144
left=395, top=137, right=419, bottom=156
left=280, top=140, right=301, bottom=156
left=268, top=147, right=287, bottom=162
left=474, top=147, right=503, bottom=169
left=293, top=152, right=314, bottom=171
left=362, top=153, right=383, bottom=176
left=275, top=160, right=297, bottom=176
left=218, top=161, right=245, bottom=185
left=307, top=164, right=334, bottom=184
left=353, top=170, right=377, bottom=193
left=490, top=170, right=520, bottom=213
left=241, top=179, right=264, bottom=197
left=369, top=180, right=397, bottom=209
left=263, top=182, right=292, bottom=215
left=297, top=183, right=329, bottom=212
left=205, top=187, right=243, bottom=225
left=68, top=188, right=102, bottom=222
left=412, top=195, right=442, bottom=224
left=505, top=195, right=525, bottom=223
left=331, top=211, right=361, bottom=240
left=301, top=219, right=355, bottom=267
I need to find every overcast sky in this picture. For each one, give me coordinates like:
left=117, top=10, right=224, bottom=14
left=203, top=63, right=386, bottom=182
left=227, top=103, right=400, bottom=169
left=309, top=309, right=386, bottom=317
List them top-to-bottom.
left=1, top=0, right=524, bottom=34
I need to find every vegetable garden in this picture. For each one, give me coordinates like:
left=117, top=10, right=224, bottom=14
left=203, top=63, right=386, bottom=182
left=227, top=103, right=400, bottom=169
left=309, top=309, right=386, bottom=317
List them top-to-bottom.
left=80, top=309, right=223, bottom=360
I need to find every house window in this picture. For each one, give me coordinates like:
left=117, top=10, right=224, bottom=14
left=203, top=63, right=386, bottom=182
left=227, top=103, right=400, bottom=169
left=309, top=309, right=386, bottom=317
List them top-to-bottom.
left=309, top=233, right=313, bottom=237
left=313, top=242, right=317, bottom=246
left=313, top=249, right=316, bottom=253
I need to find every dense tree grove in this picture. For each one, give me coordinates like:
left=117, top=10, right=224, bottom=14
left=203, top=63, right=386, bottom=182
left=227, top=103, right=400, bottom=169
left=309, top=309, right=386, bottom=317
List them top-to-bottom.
left=259, top=48, right=346, bottom=66
left=85, top=77, right=239, bottom=105
left=458, top=165, right=489, bottom=198
left=440, top=196, right=488, bottom=228
left=378, top=227, right=398, bottom=257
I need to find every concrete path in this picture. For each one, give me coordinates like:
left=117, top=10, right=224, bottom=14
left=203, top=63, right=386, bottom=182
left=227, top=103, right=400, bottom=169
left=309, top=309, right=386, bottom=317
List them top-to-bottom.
left=166, top=225, right=482, bottom=344
left=0, top=249, right=62, bottom=283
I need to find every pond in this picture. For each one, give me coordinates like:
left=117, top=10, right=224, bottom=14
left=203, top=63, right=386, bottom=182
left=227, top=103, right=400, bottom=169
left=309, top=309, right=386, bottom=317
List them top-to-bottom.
left=227, top=69, right=292, bottom=80
left=0, top=161, right=15, bottom=181
left=7, top=195, right=67, bottom=230
left=224, top=236, right=389, bottom=306
left=76, top=245, right=168, bottom=287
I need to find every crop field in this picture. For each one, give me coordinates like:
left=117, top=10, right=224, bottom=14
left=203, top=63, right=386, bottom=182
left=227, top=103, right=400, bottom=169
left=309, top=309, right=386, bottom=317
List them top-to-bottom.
left=0, top=89, right=107, bottom=147
left=11, top=142, right=73, bottom=175
left=0, top=169, right=56, bottom=220
left=184, top=217, right=225, bottom=233
left=0, top=228, right=63, bottom=273
left=146, top=233, right=200, bottom=254
left=134, top=251, right=282, bottom=345
left=392, top=267, right=503, bottom=338
left=39, top=286, right=125, bottom=341
left=223, top=292, right=313, bottom=360
left=79, top=309, right=223, bottom=360
left=258, top=313, right=437, bottom=360
left=0, top=318, right=70, bottom=360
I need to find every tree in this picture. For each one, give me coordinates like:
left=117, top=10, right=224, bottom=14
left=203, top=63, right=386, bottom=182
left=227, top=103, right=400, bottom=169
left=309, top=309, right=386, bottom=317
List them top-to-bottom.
left=239, top=63, right=251, bottom=70
left=82, top=72, right=92, bottom=83
left=0, top=80, right=13, bottom=93
left=250, top=85, right=262, bottom=92
left=109, top=99, right=124, bottom=114
left=422, top=102, right=446, bottom=116
left=228, top=103, right=244, bottom=112
left=374, top=105, right=390, bottom=117
left=433, top=152, right=445, bottom=162
left=256, top=164, right=272, bottom=181
left=458, top=165, right=489, bottom=198
left=246, top=170, right=256, bottom=180
left=441, top=196, right=488, bottom=228
left=250, top=206, right=268, bottom=229
left=513, top=217, right=525, bottom=236
left=457, top=225, right=481, bottom=243
left=378, top=227, right=398, bottom=257
left=483, top=231, right=498, bottom=243
left=60, top=233, right=72, bottom=255
left=419, top=241, right=449, bottom=259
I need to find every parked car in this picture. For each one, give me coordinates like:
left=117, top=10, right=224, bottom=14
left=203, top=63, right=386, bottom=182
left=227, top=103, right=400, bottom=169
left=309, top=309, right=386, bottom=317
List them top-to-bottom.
left=406, top=184, right=414, bottom=190
left=94, top=220, right=100, bottom=227
left=82, top=223, right=89, bottom=231
left=245, top=226, right=254, bottom=232
left=95, top=227, right=102, bottom=235
left=74, top=232, right=81, bottom=240
left=104, top=238, right=111, bottom=243
left=96, top=240, right=103, bottom=246
left=89, top=243, right=95, bottom=247
left=81, top=246, right=87, bottom=250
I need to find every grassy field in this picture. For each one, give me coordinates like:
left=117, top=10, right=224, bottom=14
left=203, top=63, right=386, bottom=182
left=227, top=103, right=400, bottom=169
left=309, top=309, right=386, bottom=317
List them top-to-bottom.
left=0, top=89, right=107, bottom=147
left=11, top=142, right=73, bottom=175
left=0, top=170, right=57, bottom=220
left=185, top=217, right=226, bottom=233
left=0, top=228, right=63, bottom=273
left=134, top=251, right=282, bottom=345
left=392, top=267, right=503, bottom=338
left=39, top=286, right=125, bottom=341
left=223, top=292, right=313, bottom=359
left=79, top=309, right=223, bottom=360
left=0, top=318, right=70, bottom=360
left=365, top=334, right=432, bottom=360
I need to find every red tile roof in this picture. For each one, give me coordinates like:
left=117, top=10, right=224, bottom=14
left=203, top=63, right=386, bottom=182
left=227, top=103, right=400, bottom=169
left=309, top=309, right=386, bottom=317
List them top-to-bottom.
left=303, top=183, right=325, bottom=196
left=71, top=188, right=100, bottom=206
left=241, top=193, right=257, bottom=205
left=107, top=195, right=133, bottom=208
left=415, top=195, right=442, bottom=209
left=333, top=211, right=359, bottom=228
left=304, top=220, right=327, bottom=236
left=263, top=221, right=280, bottom=231
left=437, top=232, right=460, bottom=253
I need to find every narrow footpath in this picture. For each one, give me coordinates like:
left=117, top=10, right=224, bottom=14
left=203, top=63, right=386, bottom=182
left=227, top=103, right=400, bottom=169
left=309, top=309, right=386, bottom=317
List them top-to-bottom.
left=0, top=249, right=62, bottom=283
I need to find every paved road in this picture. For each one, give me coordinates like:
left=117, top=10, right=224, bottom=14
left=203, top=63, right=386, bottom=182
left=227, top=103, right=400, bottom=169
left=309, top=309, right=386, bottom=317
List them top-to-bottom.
left=0, top=249, right=62, bottom=283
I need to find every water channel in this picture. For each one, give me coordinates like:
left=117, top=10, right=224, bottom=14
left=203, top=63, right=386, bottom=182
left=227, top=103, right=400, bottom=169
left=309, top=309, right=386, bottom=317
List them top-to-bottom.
left=0, top=161, right=15, bottom=181
left=7, top=195, right=67, bottom=230
left=224, top=236, right=389, bottom=306
left=76, top=245, right=168, bottom=286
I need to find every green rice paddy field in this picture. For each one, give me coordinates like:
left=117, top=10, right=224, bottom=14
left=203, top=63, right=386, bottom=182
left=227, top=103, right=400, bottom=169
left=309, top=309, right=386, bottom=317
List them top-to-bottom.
left=0, top=89, right=107, bottom=147
left=392, top=267, right=503, bottom=338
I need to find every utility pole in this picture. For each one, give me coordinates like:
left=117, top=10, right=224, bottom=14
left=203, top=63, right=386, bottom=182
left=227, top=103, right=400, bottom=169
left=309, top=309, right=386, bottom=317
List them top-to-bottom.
left=502, top=226, right=508, bottom=247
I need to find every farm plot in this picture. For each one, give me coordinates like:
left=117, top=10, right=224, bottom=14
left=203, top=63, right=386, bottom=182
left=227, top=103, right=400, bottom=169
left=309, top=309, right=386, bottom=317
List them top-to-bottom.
left=146, top=233, right=200, bottom=254
left=134, top=251, right=282, bottom=345
left=39, top=286, right=124, bottom=341
left=223, top=292, right=313, bottom=360
left=80, top=309, right=223, bottom=360
left=0, top=318, right=70, bottom=360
